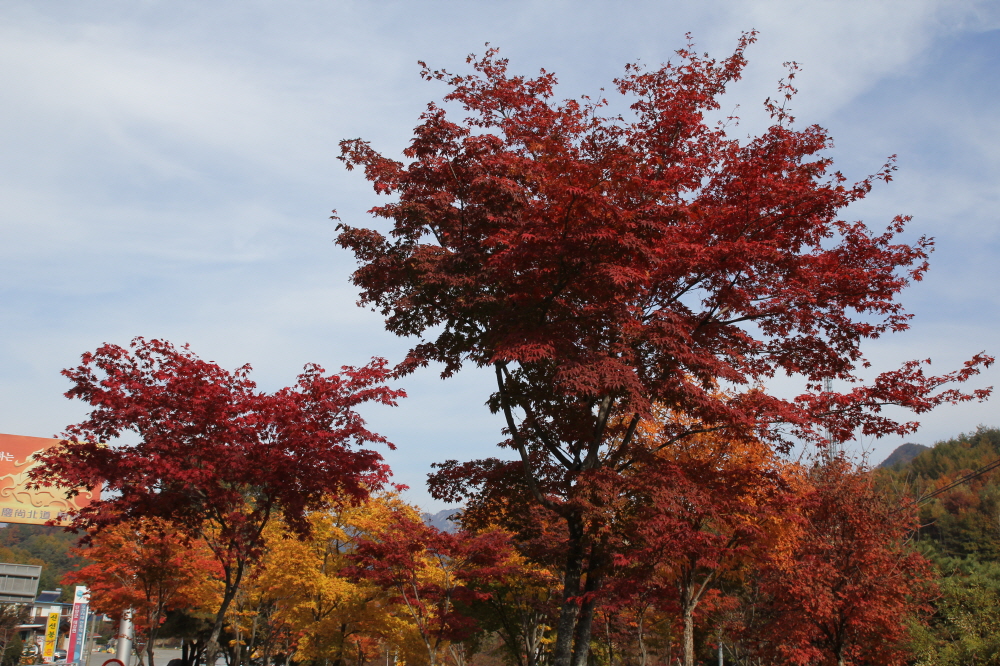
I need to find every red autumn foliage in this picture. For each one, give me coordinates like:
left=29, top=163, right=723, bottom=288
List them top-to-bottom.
left=338, top=35, right=989, bottom=666
left=30, top=337, right=404, bottom=666
left=609, top=443, right=791, bottom=666
left=737, top=461, right=933, bottom=666
left=349, top=511, right=518, bottom=666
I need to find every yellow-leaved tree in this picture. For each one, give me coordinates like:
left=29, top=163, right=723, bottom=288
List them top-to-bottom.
left=230, top=495, right=423, bottom=666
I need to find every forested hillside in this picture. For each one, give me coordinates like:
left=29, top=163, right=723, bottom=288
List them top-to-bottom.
left=880, top=427, right=1000, bottom=663
left=883, top=427, right=1000, bottom=559
left=0, top=524, right=80, bottom=600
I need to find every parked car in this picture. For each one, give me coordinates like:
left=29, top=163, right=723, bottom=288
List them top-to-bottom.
left=53, top=650, right=67, bottom=662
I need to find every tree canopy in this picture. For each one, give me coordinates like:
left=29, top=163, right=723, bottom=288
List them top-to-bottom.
left=336, top=38, right=991, bottom=666
left=29, top=337, right=404, bottom=666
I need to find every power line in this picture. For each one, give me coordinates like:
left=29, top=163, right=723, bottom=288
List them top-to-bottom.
left=914, top=455, right=1000, bottom=506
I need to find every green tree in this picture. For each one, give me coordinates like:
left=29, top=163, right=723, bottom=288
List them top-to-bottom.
left=903, top=428, right=1000, bottom=560
left=912, top=557, right=1000, bottom=665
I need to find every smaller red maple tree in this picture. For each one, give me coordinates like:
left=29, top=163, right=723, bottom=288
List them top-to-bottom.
left=30, top=337, right=405, bottom=666
left=609, top=443, right=792, bottom=666
left=739, top=460, right=933, bottom=666
left=350, top=511, right=517, bottom=666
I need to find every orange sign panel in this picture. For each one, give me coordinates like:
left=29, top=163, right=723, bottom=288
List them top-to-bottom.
left=0, top=433, right=100, bottom=526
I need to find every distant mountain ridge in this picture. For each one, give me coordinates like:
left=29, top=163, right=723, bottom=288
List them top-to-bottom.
left=878, top=442, right=930, bottom=469
left=422, top=508, right=460, bottom=533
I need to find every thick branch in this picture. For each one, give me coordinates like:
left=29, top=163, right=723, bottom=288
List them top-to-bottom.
left=495, top=363, right=557, bottom=511
left=500, top=366, right=575, bottom=469
left=583, top=395, right=614, bottom=471
left=613, top=424, right=728, bottom=471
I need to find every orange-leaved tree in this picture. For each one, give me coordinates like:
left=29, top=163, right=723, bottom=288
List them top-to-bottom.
left=607, top=426, right=797, bottom=666
left=236, top=495, right=417, bottom=666
left=351, top=508, right=520, bottom=666
left=65, top=517, right=221, bottom=666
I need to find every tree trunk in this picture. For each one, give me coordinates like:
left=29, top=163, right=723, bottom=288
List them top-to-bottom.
left=552, top=518, right=586, bottom=666
left=205, top=562, right=244, bottom=666
left=569, top=570, right=602, bottom=666
left=205, top=597, right=231, bottom=666
left=147, top=603, right=165, bottom=666
left=637, top=607, right=648, bottom=666
left=682, top=608, right=695, bottom=666
left=249, top=612, right=259, bottom=666
left=523, top=613, right=538, bottom=666
left=233, top=617, right=242, bottom=666
left=419, top=629, right=437, bottom=666
left=447, top=644, right=466, bottom=666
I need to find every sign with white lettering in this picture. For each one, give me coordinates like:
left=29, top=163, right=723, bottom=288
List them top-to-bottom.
left=66, top=586, right=89, bottom=664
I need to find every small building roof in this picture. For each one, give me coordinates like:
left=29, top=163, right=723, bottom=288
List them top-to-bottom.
left=34, top=590, right=63, bottom=604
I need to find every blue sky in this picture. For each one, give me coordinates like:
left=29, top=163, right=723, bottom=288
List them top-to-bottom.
left=1, top=1, right=998, bottom=510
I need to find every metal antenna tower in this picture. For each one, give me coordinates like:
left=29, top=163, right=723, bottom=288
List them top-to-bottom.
left=824, top=376, right=838, bottom=462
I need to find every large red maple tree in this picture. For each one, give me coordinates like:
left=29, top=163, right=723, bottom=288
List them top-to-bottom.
left=336, top=37, right=990, bottom=666
left=29, top=337, right=404, bottom=666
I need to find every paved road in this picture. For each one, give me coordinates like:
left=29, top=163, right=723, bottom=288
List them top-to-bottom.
left=86, top=648, right=187, bottom=666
